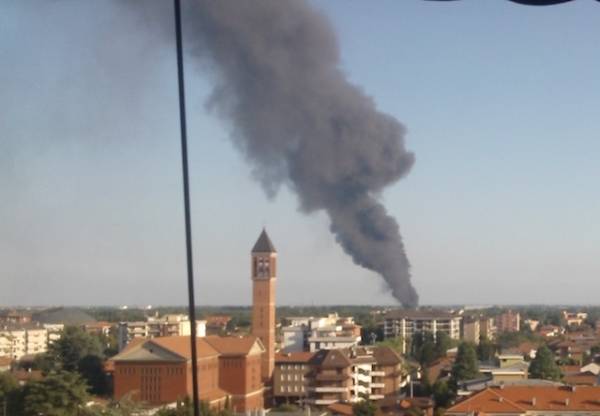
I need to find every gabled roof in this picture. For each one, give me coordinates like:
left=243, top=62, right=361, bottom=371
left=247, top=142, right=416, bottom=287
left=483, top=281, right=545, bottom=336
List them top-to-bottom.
left=252, top=229, right=276, bottom=253
left=204, top=335, right=264, bottom=356
left=111, top=336, right=219, bottom=362
left=373, top=346, right=403, bottom=366
left=311, top=349, right=352, bottom=369
left=275, top=351, right=315, bottom=363
left=448, top=386, right=600, bottom=414
left=447, top=388, right=525, bottom=414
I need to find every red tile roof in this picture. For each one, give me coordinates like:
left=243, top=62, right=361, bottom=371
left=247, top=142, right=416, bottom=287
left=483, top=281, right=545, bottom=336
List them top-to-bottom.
left=204, top=335, right=263, bottom=356
left=150, top=336, right=220, bottom=359
left=275, top=351, right=315, bottom=363
left=447, top=386, right=600, bottom=414
left=328, top=403, right=354, bottom=416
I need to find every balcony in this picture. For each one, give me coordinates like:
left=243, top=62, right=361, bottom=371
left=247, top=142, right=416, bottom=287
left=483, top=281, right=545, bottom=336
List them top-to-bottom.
left=371, top=371, right=385, bottom=376
left=316, top=373, right=350, bottom=381
left=371, top=383, right=385, bottom=388
left=313, top=386, right=348, bottom=393
left=370, top=394, right=385, bottom=400
left=312, top=399, right=338, bottom=405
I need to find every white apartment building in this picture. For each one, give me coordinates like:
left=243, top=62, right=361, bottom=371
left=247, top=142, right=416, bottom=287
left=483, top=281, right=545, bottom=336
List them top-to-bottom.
left=383, top=310, right=462, bottom=352
left=281, top=313, right=361, bottom=353
left=117, top=314, right=206, bottom=350
left=43, top=324, right=64, bottom=345
left=0, top=325, right=50, bottom=360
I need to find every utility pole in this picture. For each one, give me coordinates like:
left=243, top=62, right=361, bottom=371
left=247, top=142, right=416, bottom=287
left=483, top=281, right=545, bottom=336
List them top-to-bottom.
left=173, top=1, right=200, bottom=416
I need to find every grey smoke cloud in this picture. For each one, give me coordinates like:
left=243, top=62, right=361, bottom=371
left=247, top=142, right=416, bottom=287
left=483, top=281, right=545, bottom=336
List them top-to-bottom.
left=185, top=0, right=418, bottom=307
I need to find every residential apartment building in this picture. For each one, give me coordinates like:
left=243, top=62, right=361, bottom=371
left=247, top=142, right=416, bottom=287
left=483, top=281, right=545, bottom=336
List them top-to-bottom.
left=0, top=310, right=31, bottom=325
left=383, top=310, right=461, bottom=352
left=495, top=310, right=520, bottom=333
left=563, top=311, right=588, bottom=327
left=117, top=314, right=207, bottom=351
left=281, top=314, right=361, bottom=353
left=479, top=317, right=497, bottom=341
left=462, top=319, right=480, bottom=345
left=308, top=322, right=362, bottom=352
left=44, top=324, right=64, bottom=345
left=0, top=325, right=49, bottom=360
left=273, top=346, right=407, bottom=407
left=310, top=349, right=353, bottom=406
left=273, top=352, right=313, bottom=401
left=446, top=386, right=600, bottom=416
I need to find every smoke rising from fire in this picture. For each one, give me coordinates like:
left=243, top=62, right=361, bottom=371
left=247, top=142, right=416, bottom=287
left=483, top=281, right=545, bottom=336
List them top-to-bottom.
left=183, top=0, right=418, bottom=307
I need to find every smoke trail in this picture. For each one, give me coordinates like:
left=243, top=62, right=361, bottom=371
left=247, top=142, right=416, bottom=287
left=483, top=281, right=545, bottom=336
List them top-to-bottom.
left=187, top=1, right=418, bottom=307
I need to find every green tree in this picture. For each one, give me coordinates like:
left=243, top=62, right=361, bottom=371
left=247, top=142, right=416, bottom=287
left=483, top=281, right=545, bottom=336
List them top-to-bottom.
left=44, top=326, right=110, bottom=396
left=48, top=326, right=104, bottom=372
left=434, top=332, right=454, bottom=358
left=377, top=336, right=406, bottom=355
left=419, top=338, right=436, bottom=366
left=477, top=338, right=496, bottom=362
left=450, top=343, right=479, bottom=384
left=529, top=345, right=561, bottom=381
left=32, top=352, right=57, bottom=374
left=78, top=354, right=110, bottom=395
left=22, top=371, right=89, bottom=416
left=0, top=372, right=22, bottom=416
left=432, top=380, right=454, bottom=408
left=353, top=399, right=377, bottom=416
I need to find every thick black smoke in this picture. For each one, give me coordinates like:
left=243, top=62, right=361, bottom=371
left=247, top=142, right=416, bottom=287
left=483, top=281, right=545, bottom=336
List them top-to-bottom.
left=187, top=1, right=418, bottom=307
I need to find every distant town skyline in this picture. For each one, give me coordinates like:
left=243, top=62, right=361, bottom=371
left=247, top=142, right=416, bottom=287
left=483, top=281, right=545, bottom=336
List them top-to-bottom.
left=2, top=1, right=600, bottom=306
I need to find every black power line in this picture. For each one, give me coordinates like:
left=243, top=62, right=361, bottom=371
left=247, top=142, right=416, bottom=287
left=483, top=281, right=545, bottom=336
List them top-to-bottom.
left=173, top=1, right=200, bottom=416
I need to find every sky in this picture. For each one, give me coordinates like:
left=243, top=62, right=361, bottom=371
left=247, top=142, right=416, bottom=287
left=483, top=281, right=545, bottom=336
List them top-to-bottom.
left=1, top=0, right=599, bottom=307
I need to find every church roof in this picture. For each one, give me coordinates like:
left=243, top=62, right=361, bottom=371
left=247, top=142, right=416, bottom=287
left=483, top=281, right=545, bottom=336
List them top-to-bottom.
left=252, top=229, right=276, bottom=253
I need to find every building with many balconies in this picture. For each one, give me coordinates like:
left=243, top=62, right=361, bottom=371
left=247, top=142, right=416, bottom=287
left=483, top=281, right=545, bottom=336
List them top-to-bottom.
left=383, top=310, right=462, bottom=352
left=281, top=314, right=361, bottom=353
left=0, top=324, right=49, bottom=360
left=273, top=346, right=407, bottom=407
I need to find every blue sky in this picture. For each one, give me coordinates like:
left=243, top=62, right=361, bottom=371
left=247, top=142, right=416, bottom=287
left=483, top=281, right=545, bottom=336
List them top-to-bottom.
left=1, top=1, right=599, bottom=306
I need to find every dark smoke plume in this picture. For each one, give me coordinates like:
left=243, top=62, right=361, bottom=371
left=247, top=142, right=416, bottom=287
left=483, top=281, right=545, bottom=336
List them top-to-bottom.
left=187, top=1, right=418, bottom=307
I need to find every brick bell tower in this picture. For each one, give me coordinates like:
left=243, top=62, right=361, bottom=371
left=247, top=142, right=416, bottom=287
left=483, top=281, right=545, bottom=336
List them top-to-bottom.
left=251, top=228, right=277, bottom=382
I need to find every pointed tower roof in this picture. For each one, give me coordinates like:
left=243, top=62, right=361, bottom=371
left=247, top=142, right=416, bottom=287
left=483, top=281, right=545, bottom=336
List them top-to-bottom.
left=252, top=228, right=277, bottom=253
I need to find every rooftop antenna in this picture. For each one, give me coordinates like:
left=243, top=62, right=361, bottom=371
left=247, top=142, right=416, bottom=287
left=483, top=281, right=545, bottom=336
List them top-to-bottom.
left=173, top=1, right=200, bottom=416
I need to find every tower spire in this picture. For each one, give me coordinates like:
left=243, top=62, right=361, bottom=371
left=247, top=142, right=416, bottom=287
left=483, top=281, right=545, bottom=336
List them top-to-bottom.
left=252, top=228, right=277, bottom=253
left=251, top=229, right=277, bottom=383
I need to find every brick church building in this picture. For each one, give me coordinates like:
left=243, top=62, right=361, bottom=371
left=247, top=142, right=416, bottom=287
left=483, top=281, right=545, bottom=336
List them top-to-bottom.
left=111, top=229, right=278, bottom=411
